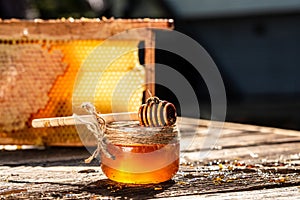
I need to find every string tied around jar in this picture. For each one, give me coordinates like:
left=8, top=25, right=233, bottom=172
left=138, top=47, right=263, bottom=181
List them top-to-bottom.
left=73, top=102, right=115, bottom=163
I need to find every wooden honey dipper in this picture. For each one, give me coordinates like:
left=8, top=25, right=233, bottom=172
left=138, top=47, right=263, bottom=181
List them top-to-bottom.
left=32, top=96, right=177, bottom=128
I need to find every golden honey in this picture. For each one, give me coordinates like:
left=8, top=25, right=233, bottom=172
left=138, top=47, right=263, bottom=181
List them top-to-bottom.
left=101, top=121, right=179, bottom=184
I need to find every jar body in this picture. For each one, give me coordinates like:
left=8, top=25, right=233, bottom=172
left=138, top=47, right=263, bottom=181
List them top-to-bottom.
left=101, top=121, right=179, bottom=184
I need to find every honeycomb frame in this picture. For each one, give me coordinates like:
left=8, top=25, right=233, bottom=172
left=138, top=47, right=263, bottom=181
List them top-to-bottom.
left=0, top=18, right=174, bottom=146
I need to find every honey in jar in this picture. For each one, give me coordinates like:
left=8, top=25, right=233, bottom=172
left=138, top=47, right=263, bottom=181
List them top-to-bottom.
left=101, top=121, right=179, bottom=184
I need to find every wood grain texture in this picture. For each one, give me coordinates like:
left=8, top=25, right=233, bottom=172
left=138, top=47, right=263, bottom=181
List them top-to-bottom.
left=0, top=18, right=174, bottom=40
left=145, top=29, right=156, bottom=99
left=0, top=118, right=300, bottom=199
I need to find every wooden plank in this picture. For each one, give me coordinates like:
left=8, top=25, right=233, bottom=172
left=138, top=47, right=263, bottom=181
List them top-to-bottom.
left=0, top=18, right=174, bottom=40
left=179, top=117, right=300, bottom=136
left=0, top=119, right=300, bottom=199
left=180, top=126, right=300, bottom=152
left=182, top=141, right=300, bottom=163
left=0, top=163, right=299, bottom=199
left=156, top=186, right=300, bottom=200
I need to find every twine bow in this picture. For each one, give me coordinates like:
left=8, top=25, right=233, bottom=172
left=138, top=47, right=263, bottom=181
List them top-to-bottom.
left=73, top=102, right=115, bottom=163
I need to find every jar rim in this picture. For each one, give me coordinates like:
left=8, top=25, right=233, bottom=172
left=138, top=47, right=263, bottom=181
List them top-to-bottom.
left=105, top=120, right=178, bottom=145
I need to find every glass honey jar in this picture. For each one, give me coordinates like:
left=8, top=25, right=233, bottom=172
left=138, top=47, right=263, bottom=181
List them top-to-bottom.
left=100, top=121, right=179, bottom=184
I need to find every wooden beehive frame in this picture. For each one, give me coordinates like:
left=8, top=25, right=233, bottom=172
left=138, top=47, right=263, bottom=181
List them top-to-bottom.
left=0, top=18, right=174, bottom=98
left=0, top=18, right=174, bottom=146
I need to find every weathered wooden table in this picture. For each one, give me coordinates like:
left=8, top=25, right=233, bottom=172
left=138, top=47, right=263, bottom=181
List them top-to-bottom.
left=1, top=118, right=300, bottom=199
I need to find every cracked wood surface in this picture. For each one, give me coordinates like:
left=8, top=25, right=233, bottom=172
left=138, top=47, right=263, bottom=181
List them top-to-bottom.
left=0, top=118, right=300, bottom=199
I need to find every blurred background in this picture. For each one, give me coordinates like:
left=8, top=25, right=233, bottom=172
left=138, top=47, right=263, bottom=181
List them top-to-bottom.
left=1, top=0, right=299, bottom=130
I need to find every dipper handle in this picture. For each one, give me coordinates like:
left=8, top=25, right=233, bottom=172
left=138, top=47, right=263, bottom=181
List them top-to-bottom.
left=32, top=112, right=138, bottom=128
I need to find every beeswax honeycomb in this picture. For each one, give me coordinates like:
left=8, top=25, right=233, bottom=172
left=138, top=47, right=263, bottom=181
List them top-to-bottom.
left=0, top=39, right=144, bottom=146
